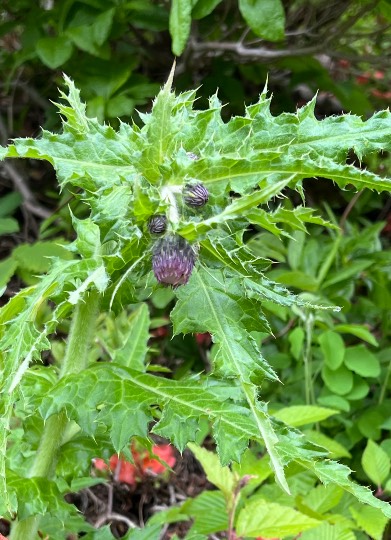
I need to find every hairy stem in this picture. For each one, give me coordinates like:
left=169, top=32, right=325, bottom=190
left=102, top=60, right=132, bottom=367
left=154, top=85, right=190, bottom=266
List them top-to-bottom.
left=10, top=290, right=100, bottom=540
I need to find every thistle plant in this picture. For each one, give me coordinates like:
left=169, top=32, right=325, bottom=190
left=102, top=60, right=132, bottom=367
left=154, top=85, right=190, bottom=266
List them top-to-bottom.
left=1, top=66, right=391, bottom=539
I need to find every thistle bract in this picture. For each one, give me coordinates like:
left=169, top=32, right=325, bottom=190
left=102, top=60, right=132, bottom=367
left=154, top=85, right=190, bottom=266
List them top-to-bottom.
left=183, top=182, right=209, bottom=208
left=148, top=215, right=167, bottom=234
left=152, top=235, right=196, bottom=287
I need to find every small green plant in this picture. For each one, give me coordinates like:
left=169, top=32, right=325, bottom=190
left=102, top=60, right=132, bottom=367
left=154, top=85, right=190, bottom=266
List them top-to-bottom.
left=1, top=68, right=391, bottom=539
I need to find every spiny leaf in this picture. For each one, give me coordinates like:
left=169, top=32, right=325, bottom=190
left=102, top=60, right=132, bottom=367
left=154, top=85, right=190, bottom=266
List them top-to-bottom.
left=0, top=258, right=105, bottom=394
left=172, top=266, right=276, bottom=384
left=113, top=304, right=150, bottom=371
left=39, top=363, right=259, bottom=462
left=275, top=425, right=391, bottom=519
left=4, top=470, right=77, bottom=520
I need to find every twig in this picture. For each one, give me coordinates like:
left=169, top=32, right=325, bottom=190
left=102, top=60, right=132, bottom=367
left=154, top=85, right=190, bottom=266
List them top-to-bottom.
left=190, top=38, right=322, bottom=61
left=1, top=161, right=51, bottom=219
left=339, top=190, right=363, bottom=230
left=92, top=482, right=137, bottom=530
left=94, top=512, right=137, bottom=529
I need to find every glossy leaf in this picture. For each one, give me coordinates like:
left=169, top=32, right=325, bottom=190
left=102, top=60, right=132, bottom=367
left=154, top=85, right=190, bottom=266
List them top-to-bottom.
left=169, top=0, right=192, bottom=55
left=238, top=0, right=285, bottom=41
left=319, top=331, right=345, bottom=371
left=344, top=345, right=381, bottom=378
left=362, top=440, right=390, bottom=487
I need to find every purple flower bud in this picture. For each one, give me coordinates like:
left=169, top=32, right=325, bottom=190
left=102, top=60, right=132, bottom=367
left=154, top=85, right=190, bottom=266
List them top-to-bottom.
left=186, top=152, right=199, bottom=161
left=183, top=183, right=209, bottom=208
left=148, top=215, right=167, bottom=235
left=152, top=235, right=196, bottom=287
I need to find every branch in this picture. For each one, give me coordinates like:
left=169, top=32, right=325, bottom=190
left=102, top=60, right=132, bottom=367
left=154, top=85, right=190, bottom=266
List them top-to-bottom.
left=189, top=38, right=322, bottom=61
left=0, top=114, right=51, bottom=219
left=1, top=161, right=51, bottom=219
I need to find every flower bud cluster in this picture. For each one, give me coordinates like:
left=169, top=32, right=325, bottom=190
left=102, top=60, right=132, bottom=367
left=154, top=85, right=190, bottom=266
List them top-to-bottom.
left=148, top=170, right=209, bottom=286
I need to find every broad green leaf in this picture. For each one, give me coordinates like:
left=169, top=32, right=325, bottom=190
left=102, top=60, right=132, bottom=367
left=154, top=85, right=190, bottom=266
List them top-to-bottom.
left=169, top=0, right=192, bottom=55
left=192, top=0, right=222, bottom=19
left=238, top=0, right=285, bottom=41
left=66, top=9, right=115, bottom=55
left=36, top=36, right=73, bottom=68
left=0, top=192, right=22, bottom=218
left=0, top=217, right=19, bottom=235
left=0, top=258, right=18, bottom=288
left=322, top=259, right=373, bottom=288
left=274, top=270, right=319, bottom=292
left=113, top=304, right=150, bottom=371
left=334, top=324, right=379, bottom=346
left=288, top=326, right=304, bottom=360
left=319, top=331, right=345, bottom=370
left=344, top=345, right=381, bottom=378
left=322, top=364, right=353, bottom=395
left=344, top=376, right=369, bottom=401
left=317, top=394, right=350, bottom=412
left=274, top=406, right=338, bottom=427
left=358, top=409, right=384, bottom=440
left=305, top=430, right=351, bottom=459
left=362, top=440, right=390, bottom=487
left=187, top=443, right=235, bottom=499
left=232, top=448, right=272, bottom=486
left=303, top=484, right=344, bottom=514
left=181, top=490, right=228, bottom=534
left=236, top=498, right=320, bottom=537
left=350, top=504, right=389, bottom=540
left=300, top=522, right=356, bottom=540
left=123, top=523, right=162, bottom=539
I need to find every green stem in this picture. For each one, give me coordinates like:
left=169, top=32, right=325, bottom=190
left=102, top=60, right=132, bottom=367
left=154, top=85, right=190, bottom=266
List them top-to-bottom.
left=316, top=234, right=342, bottom=287
left=10, top=291, right=100, bottom=540
left=303, top=312, right=315, bottom=405
left=379, top=358, right=391, bottom=405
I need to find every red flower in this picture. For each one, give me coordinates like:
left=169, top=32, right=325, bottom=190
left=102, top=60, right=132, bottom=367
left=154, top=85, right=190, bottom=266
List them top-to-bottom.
left=93, top=444, right=176, bottom=485
left=142, top=444, right=176, bottom=475
left=109, top=454, right=138, bottom=485
left=92, top=458, right=109, bottom=471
